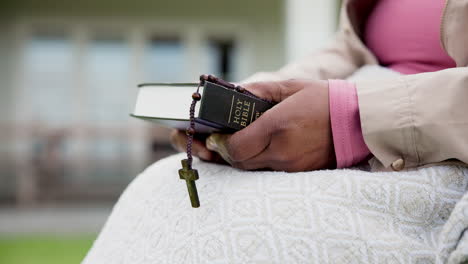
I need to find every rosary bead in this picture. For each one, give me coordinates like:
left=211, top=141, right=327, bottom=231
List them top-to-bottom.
left=200, top=74, right=209, bottom=82
left=207, top=75, right=217, bottom=82
left=236, top=86, right=245, bottom=93
left=192, top=92, right=201, bottom=101
left=186, top=127, right=196, bottom=135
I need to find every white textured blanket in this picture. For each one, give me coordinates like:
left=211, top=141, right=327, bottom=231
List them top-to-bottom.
left=84, top=154, right=468, bottom=264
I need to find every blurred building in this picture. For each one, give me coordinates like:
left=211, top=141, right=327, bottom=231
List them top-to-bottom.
left=0, top=0, right=339, bottom=205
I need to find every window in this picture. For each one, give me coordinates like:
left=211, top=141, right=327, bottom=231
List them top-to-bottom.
left=19, top=32, right=74, bottom=127
left=81, top=35, right=134, bottom=182
left=85, top=36, right=131, bottom=123
left=145, top=37, right=186, bottom=82
left=205, top=38, right=236, bottom=81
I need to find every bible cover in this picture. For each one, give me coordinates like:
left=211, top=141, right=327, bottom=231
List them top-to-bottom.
left=198, top=81, right=274, bottom=132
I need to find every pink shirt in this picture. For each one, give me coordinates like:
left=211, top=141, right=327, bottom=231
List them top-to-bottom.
left=329, top=0, right=455, bottom=168
left=365, top=0, right=455, bottom=74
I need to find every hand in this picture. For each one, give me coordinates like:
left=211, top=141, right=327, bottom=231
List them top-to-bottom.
left=205, top=79, right=335, bottom=172
left=170, top=130, right=226, bottom=164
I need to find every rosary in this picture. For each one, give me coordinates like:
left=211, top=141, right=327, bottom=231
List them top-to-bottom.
left=178, top=74, right=269, bottom=208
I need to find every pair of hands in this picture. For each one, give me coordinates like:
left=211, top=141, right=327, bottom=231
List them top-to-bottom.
left=170, top=79, right=335, bottom=172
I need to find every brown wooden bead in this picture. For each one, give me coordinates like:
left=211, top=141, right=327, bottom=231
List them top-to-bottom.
left=200, top=74, right=209, bottom=81
left=207, top=75, right=217, bottom=82
left=236, top=86, right=245, bottom=92
left=192, top=92, right=201, bottom=101
left=186, top=127, right=195, bottom=135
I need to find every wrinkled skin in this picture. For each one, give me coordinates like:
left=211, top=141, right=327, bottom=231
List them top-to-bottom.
left=170, top=79, right=335, bottom=172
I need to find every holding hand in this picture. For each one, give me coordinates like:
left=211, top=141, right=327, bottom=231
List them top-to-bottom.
left=171, top=79, right=335, bottom=172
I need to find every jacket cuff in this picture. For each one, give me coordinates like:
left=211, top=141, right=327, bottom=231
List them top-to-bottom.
left=356, top=77, right=419, bottom=169
left=328, top=80, right=371, bottom=168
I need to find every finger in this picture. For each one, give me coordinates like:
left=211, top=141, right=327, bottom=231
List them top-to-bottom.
left=242, top=80, right=305, bottom=102
left=206, top=111, right=274, bottom=163
left=169, top=130, right=186, bottom=152
left=170, top=130, right=213, bottom=161
left=206, top=134, right=234, bottom=164
left=227, top=136, right=280, bottom=171
left=227, top=143, right=298, bottom=171
left=230, top=145, right=318, bottom=172
left=230, top=156, right=270, bottom=170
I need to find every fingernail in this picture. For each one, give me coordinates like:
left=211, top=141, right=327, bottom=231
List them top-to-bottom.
left=206, top=134, right=232, bottom=165
left=206, top=135, right=217, bottom=151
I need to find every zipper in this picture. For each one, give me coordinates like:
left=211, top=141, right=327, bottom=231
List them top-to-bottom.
left=439, top=0, right=449, bottom=52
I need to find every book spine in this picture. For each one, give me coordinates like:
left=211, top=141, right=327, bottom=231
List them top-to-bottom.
left=198, top=81, right=274, bottom=131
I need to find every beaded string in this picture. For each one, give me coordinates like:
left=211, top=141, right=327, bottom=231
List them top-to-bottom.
left=185, top=74, right=273, bottom=169
left=185, top=81, right=201, bottom=169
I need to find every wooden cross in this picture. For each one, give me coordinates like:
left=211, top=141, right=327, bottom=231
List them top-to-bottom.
left=178, top=159, right=200, bottom=208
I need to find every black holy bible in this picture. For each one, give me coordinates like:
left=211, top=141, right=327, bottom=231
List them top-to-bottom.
left=132, top=81, right=274, bottom=133
left=197, top=81, right=273, bottom=132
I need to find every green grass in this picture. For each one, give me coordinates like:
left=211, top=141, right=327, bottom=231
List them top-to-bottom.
left=0, top=235, right=96, bottom=264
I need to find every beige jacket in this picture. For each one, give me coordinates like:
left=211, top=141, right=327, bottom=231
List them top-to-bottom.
left=245, top=0, right=468, bottom=171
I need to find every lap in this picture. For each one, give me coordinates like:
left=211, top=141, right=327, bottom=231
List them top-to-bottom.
left=84, top=153, right=468, bottom=264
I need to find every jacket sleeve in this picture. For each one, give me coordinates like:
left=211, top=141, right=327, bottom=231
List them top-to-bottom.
left=242, top=5, right=376, bottom=83
left=356, top=67, right=468, bottom=170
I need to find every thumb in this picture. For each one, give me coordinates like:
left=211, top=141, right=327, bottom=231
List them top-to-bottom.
left=242, top=79, right=304, bottom=103
left=206, top=111, right=273, bottom=163
left=206, top=134, right=234, bottom=165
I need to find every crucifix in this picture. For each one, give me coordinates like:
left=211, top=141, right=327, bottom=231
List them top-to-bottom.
left=178, top=159, right=200, bottom=208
